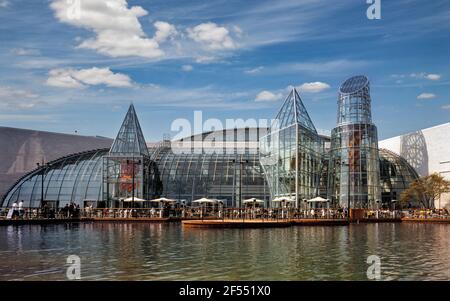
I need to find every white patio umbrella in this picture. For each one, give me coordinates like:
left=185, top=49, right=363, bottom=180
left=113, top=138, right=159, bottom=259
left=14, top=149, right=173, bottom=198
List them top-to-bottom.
left=272, top=196, right=294, bottom=203
left=307, top=196, right=329, bottom=203
left=123, top=197, right=147, bottom=202
left=150, top=197, right=177, bottom=203
left=192, top=197, right=219, bottom=204
left=242, top=198, right=265, bottom=204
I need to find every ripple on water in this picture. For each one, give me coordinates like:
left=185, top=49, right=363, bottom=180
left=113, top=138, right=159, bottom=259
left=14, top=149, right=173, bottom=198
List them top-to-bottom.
left=0, top=223, right=450, bottom=280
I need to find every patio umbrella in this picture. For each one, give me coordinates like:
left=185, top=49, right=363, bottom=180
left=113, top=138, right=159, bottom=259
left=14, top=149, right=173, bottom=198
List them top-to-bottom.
left=272, top=196, right=294, bottom=202
left=306, top=196, right=329, bottom=203
left=123, top=197, right=147, bottom=202
left=151, top=197, right=177, bottom=203
left=192, top=197, right=218, bottom=204
left=242, top=198, right=265, bottom=204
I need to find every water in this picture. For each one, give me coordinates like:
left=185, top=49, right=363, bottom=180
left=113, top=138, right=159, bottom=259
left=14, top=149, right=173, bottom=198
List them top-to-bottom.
left=0, top=222, right=449, bottom=281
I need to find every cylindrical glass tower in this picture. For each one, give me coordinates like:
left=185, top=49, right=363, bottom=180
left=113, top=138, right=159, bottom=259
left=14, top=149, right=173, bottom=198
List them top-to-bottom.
left=328, top=75, right=381, bottom=209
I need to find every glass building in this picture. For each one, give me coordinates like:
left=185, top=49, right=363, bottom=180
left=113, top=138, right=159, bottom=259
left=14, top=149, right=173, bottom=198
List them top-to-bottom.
left=327, top=75, right=381, bottom=209
left=0, top=77, right=421, bottom=209
left=260, top=88, right=324, bottom=207
left=102, top=104, right=159, bottom=207
left=0, top=110, right=270, bottom=208
left=150, top=131, right=268, bottom=207
left=1, top=148, right=108, bottom=208
left=379, top=148, right=419, bottom=207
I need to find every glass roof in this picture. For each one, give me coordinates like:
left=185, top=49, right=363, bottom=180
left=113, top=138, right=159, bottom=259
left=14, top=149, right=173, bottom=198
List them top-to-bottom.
left=340, top=75, right=369, bottom=94
left=274, top=88, right=317, bottom=132
left=109, top=104, right=149, bottom=156
left=1, top=149, right=108, bottom=208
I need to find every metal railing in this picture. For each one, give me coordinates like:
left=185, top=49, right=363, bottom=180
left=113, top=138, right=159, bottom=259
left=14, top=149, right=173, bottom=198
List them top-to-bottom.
left=3, top=207, right=448, bottom=221
left=401, top=209, right=450, bottom=219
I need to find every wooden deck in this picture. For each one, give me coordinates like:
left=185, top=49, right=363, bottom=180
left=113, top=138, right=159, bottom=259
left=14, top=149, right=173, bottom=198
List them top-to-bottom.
left=1, top=217, right=447, bottom=226
left=81, top=217, right=182, bottom=223
left=402, top=217, right=450, bottom=224
left=0, top=218, right=81, bottom=226
left=182, top=218, right=350, bottom=228
left=182, top=219, right=292, bottom=228
left=291, top=219, right=349, bottom=226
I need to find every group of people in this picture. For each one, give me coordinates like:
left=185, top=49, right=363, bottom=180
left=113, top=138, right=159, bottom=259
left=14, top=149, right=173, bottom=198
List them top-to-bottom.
left=10, top=200, right=25, bottom=219
left=5, top=201, right=81, bottom=219
left=8, top=201, right=447, bottom=221
left=60, top=202, right=81, bottom=218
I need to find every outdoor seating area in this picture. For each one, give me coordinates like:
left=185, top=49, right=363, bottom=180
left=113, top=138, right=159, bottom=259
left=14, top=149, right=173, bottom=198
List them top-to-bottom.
left=2, top=195, right=449, bottom=223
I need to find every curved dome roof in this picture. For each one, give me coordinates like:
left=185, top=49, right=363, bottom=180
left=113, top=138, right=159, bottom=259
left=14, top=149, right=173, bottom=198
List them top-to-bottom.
left=339, top=75, right=369, bottom=94
left=1, top=148, right=108, bottom=208
left=379, top=148, right=419, bottom=205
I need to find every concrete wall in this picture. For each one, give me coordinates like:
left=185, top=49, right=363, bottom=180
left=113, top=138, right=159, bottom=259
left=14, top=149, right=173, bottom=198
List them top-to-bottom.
left=379, top=122, right=450, bottom=208
left=0, top=127, right=113, bottom=201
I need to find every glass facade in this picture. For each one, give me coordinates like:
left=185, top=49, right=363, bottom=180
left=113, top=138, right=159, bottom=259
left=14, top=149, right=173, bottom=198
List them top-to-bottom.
left=328, top=76, right=381, bottom=209
left=0, top=77, right=422, bottom=210
left=260, top=88, right=324, bottom=207
left=103, top=104, right=156, bottom=206
left=0, top=127, right=269, bottom=208
left=150, top=141, right=268, bottom=207
left=379, top=148, right=419, bottom=206
left=1, top=149, right=108, bottom=208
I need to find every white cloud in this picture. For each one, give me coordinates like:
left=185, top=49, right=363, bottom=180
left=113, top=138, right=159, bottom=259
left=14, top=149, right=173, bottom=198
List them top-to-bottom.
left=0, top=0, right=8, bottom=8
left=50, top=0, right=176, bottom=59
left=153, top=21, right=178, bottom=43
left=187, top=22, right=236, bottom=51
left=232, top=25, right=243, bottom=37
left=10, top=48, right=40, bottom=56
left=194, top=56, right=217, bottom=63
left=181, top=65, right=193, bottom=72
left=244, top=66, right=264, bottom=74
left=46, top=67, right=132, bottom=88
left=410, top=72, right=441, bottom=81
left=425, top=74, right=441, bottom=81
left=297, top=82, right=330, bottom=93
left=0, top=86, right=41, bottom=109
left=0, top=86, right=38, bottom=99
left=255, top=90, right=282, bottom=102
left=417, top=93, right=436, bottom=100
left=442, top=104, right=450, bottom=110
left=0, top=114, right=56, bottom=122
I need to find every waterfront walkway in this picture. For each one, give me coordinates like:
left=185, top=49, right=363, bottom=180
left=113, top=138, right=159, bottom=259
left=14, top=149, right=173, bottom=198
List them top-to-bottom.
left=0, top=208, right=448, bottom=227
left=183, top=218, right=350, bottom=228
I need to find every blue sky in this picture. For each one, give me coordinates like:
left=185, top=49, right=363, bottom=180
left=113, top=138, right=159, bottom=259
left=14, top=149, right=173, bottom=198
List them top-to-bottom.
left=0, top=0, right=449, bottom=141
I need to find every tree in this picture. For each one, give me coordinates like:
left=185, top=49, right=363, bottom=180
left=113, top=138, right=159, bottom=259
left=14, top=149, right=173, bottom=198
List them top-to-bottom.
left=400, top=173, right=450, bottom=208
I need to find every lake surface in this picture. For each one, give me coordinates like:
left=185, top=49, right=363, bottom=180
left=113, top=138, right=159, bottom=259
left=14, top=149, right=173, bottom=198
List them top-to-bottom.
left=0, top=222, right=449, bottom=280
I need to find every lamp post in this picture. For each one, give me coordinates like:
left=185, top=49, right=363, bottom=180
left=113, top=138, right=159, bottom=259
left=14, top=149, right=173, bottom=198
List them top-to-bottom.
left=127, top=158, right=141, bottom=209
left=231, top=158, right=249, bottom=208
left=36, top=161, right=49, bottom=208
left=340, top=161, right=351, bottom=221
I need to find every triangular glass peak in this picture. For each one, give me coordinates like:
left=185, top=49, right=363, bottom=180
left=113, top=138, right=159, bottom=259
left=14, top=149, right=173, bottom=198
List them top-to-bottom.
left=274, top=88, right=317, bottom=133
left=109, top=104, right=149, bottom=156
